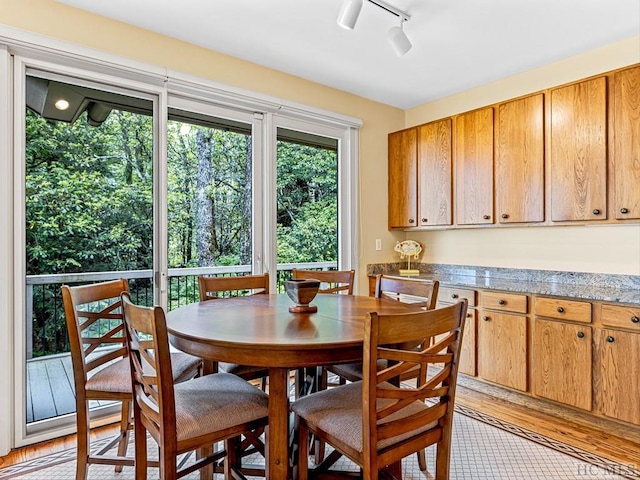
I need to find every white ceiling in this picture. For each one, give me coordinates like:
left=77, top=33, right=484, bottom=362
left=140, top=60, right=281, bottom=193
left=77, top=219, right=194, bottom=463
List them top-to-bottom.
left=56, top=0, right=640, bottom=109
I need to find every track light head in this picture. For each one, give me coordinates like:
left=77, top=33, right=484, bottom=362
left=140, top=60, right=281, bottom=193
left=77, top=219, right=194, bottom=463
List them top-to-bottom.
left=337, top=0, right=364, bottom=30
left=387, top=20, right=412, bottom=56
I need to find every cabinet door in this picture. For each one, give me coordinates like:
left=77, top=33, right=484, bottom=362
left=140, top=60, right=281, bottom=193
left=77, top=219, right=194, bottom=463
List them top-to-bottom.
left=612, top=66, right=640, bottom=220
left=550, top=77, right=607, bottom=221
left=496, top=94, right=544, bottom=223
left=455, top=107, right=494, bottom=225
left=418, top=119, right=452, bottom=226
left=388, top=129, right=417, bottom=228
left=459, top=308, right=476, bottom=376
left=477, top=311, right=527, bottom=391
left=533, top=319, right=592, bottom=410
left=595, top=329, right=640, bottom=425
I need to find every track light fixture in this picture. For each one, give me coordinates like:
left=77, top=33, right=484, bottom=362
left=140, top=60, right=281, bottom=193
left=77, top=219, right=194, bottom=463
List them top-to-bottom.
left=337, top=0, right=412, bottom=56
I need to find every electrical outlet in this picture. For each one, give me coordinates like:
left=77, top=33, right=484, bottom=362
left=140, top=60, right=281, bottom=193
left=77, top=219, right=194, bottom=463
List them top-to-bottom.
left=375, top=239, right=382, bottom=251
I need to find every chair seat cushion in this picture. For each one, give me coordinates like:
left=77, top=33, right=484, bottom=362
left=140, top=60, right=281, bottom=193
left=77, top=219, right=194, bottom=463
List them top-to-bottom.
left=86, top=352, right=201, bottom=393
left=328, top=359, right=387, bottom=382
left=219, top=362, right=269, bottom=381
left=175, top=372, right=269, bottom=442
left=291, top=381, right=436, bottom=453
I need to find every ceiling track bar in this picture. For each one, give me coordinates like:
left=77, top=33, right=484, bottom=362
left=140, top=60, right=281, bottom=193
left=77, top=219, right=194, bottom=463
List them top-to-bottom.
left=366, top=0, right=411, bottom=22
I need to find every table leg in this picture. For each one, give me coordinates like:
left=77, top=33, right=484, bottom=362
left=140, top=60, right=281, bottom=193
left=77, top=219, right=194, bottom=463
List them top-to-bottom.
left=266, top=367, right=290, bottom=480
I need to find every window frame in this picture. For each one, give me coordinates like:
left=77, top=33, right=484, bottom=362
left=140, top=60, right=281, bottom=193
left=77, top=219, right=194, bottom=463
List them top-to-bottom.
left=3, top=28, right=360, bottom=448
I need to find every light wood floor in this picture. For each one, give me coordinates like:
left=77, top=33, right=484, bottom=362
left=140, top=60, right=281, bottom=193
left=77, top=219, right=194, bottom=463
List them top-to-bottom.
left=3, top=379, right=640, bottom=471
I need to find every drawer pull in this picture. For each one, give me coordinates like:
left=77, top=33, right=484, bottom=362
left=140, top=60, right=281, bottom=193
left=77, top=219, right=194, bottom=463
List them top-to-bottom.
left=620, top=208, right=629, bottom=214
left=592, top=209, right=601, bottom=215
left=501, top=213, right=509, bottom=219
left=483, top=214, right=490, bottom=220
left=408, top=218, right=415, bottom=224
left=421, top=218, right=428, bottom=223
left=451, top=293, right=459, bottom=299
left=498, top=299, right=506, bottom=305
left=556, top=306, right=565, bottom=313
left=466, top=313, right=472, bottom=318
left=482, top=316, right=490, bottom=321
left=632, top=316, right=639, bottom=324
left=576, top=331, right=585, bottom=339
left=606, top=336, right=615, bottom=343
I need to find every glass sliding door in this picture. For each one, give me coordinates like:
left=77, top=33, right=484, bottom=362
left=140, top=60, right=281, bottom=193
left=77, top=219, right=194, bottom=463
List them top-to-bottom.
left=21, top=70, right=156, bottom=436
left=165, top=98, right=263, bottom=308
left=275, top=125, right=341, bottom=287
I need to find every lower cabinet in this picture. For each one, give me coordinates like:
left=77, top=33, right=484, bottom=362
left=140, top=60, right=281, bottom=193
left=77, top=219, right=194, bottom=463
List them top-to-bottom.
left=458, top=308, right=476, bottom=376
left=477, top=311, right=528, bottom=391
left=532, top=319, right=592, bottom=410
left=595, top=328, right=640, bottom=425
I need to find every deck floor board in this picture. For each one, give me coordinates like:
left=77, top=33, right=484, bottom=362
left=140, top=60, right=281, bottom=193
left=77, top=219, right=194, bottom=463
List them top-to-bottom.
left=26, top=354, right=118, bottom=423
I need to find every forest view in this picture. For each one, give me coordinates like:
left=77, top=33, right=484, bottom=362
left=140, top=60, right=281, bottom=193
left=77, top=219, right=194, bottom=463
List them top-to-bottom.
left=26, top=103, right=338, bottom=357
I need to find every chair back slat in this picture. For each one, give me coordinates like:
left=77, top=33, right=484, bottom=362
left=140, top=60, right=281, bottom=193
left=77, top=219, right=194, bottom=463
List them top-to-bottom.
left=292, top=269, right=355, bottom=295
left=198, top=273, right=269, bottom=301
left=374, top=275, right=439, bottom=310
left=122, top=292, right=176, bottom=443
left=361, top=300, right=467, bottom=458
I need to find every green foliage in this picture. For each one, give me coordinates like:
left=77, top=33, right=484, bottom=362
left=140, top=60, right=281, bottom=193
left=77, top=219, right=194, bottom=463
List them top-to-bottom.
left=26, top=106, right=339, bottom=357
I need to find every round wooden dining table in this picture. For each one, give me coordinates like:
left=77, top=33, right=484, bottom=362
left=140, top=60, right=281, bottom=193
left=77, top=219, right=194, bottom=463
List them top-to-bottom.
left=166, top=293, right=422, bottom=480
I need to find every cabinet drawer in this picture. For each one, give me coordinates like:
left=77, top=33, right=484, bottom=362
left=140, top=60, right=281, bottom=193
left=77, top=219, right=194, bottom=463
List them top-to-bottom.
left=438, top=286, right=477, bottom=307
left=480, top=291, right=528, bottom=314
left=534, top=297, right=592, bottom=323
left=601, top=304, right=640, bottom=332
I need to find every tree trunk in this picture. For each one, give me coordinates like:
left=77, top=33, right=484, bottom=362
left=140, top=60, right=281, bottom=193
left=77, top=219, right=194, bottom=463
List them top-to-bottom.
left=196, top=129, right=216, bottom=266
left=240, top=138, right=252, bottom=265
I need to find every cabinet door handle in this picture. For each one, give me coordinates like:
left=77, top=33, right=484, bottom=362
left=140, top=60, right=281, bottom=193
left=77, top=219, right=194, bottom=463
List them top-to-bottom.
left=620, top=208, right=629, bottom=214
left=592, top=209, right=601, bottom=215
left=501, top=213, right=509, bottom=219
left=483, top=214, right=491, bottom=220
left=408, top=218, right=415, bottom=224
left=421, top=218, right=428, bottom=223
left=451, top=293, right=459, bottom=299
left=498, top=299, right=506, bottom=305
left=556, top=306, right=565, bottom=313
left=482, top=316, right=490, bottom=321
left=632, top=316, right=639, bottom=324
left=576, top=331, right=585, bottom=339
left=606, top=336, right=615, bottom=343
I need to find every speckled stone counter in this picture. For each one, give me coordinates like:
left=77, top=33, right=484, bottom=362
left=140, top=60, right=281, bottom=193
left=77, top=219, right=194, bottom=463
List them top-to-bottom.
left=366, top=263, right=640, bottom=305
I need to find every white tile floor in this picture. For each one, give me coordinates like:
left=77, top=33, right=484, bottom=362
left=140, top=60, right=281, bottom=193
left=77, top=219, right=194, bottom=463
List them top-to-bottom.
left=2, top=405, right=637, bottom=480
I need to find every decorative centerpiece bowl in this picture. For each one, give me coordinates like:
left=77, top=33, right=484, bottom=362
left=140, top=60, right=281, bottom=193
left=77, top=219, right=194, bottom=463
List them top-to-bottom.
left=284, top=279, right=320, bottom=313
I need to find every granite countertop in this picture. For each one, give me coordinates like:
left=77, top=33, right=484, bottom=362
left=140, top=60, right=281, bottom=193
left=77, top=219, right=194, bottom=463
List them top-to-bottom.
left=367, top=263, right=640, bottom=305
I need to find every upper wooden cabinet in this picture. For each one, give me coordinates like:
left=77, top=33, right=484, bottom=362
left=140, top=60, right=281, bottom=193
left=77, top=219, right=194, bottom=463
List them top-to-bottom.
left=387, top=63, right=639, bottom=230
left=612, top=65, right=640, bottom=220
left=550, top=77, right=607, bottom=222
left=496, top=94, right=545, bottom=223
left=455, top=107, right=494, bottom=225
left=417, top=119, right=452, bottom=226
left=388, top=128, right=417, bottom=228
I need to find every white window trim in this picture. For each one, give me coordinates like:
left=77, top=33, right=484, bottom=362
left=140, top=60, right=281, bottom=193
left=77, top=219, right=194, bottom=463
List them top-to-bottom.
left=1, top=24, right=361, bottom=450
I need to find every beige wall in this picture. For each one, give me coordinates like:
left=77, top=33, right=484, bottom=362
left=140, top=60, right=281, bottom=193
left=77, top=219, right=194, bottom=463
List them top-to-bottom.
left=1, top=1, right=638, bottom=284
left=405, top=36, right=640, bottom=276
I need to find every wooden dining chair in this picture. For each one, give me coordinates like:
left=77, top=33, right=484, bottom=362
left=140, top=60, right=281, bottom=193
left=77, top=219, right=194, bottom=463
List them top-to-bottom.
left=292, top=268, right=355, bottom=294
left=197, top=273, right=270, bottom=385
left=319, top=274, right=440, bottom=469
left=61, top=279, right=202, bottom=480
left=121, top=292, right=270, bottom=480
left=292, top=300, right=468, bottom=480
